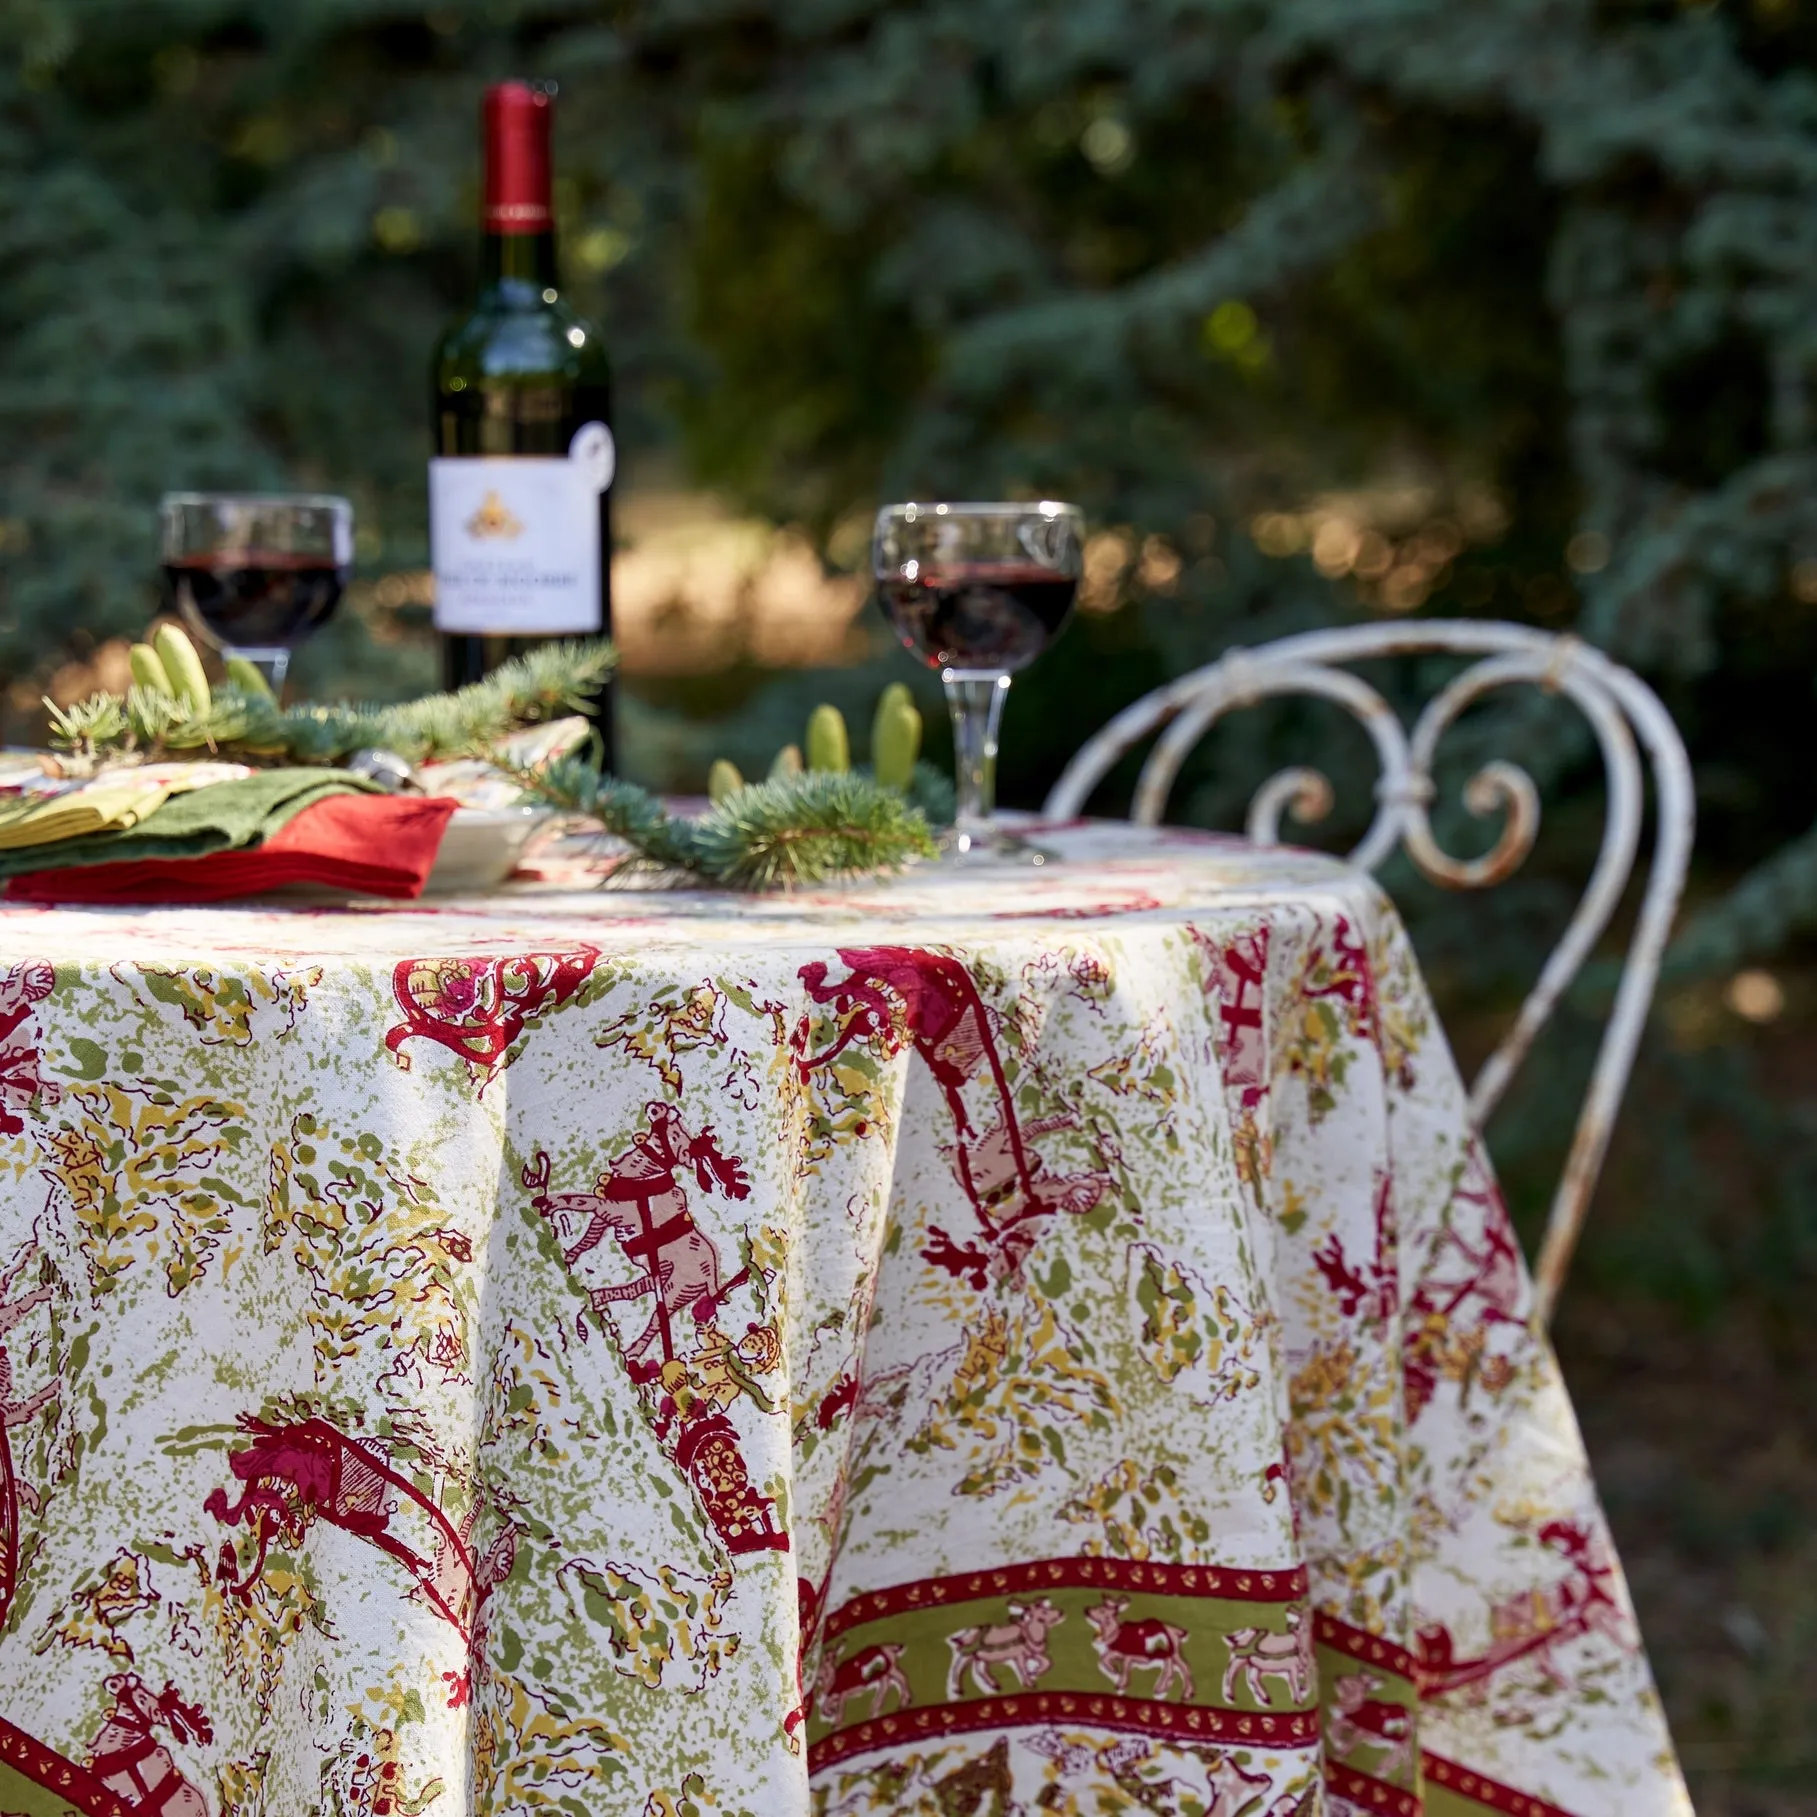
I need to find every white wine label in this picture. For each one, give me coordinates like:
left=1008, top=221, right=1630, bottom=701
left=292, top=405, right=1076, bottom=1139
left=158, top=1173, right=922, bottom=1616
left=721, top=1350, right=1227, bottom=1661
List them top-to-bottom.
left=569, top=420, right=616, bottom=491
left=429, top=448, right=607, bottom=635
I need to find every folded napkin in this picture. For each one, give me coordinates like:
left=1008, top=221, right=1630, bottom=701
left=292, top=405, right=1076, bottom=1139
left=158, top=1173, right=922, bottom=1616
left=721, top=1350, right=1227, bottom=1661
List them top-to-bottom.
left=0, top=760, right=254, bottom=850
left=0, top=768, right=377, bottom=877
left=6, top=793, right=458, bottom=903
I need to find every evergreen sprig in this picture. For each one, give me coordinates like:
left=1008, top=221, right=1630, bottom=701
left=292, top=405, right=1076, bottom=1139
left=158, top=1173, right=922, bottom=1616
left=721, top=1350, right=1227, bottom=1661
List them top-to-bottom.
left=45, top=640, right=617, bottom=770
left=518, top=756, right=937, bottom=888
left=521, top=756, right=701, bottom=874
left=690, top=771, right=939, bottom=888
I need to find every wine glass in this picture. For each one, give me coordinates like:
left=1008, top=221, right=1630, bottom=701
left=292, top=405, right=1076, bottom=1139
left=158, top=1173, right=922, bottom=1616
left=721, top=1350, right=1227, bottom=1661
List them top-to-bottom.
left=159, top=492, right=354, bottom=696
left=872, top=500, right=1084, bottom=860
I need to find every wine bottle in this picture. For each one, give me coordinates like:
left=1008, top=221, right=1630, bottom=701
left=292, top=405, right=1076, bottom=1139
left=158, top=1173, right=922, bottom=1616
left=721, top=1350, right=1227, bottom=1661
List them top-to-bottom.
left=430, top=79, right=614, bottom=757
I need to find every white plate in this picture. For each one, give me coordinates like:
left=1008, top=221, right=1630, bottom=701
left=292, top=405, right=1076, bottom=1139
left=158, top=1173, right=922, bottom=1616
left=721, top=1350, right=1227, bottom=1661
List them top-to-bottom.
left=423, top=806, right=553, bottom=894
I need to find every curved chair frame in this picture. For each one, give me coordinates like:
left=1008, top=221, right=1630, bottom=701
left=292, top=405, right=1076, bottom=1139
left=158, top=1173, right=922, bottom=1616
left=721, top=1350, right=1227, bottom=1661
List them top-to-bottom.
left=1043, top=620, right=1694, bottom=1326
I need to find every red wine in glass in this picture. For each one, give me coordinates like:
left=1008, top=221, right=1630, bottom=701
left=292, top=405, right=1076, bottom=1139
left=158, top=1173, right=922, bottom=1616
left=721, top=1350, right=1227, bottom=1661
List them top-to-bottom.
left=158, top=493, right=354, bottom=695
left=872, top=502, right=1086, bottom=861
left=163, top=552, right=346, bottom=651
left=878, top=563, right=1079, bottom=672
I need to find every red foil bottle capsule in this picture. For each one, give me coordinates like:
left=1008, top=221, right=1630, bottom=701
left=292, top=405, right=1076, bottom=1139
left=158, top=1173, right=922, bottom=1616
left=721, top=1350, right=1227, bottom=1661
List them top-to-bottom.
left=483, top=81, right=553, bottom=234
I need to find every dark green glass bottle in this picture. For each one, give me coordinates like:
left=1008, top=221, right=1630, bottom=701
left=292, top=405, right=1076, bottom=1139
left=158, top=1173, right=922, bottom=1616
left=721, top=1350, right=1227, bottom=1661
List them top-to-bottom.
left=430, top=80, right=614, bottom=758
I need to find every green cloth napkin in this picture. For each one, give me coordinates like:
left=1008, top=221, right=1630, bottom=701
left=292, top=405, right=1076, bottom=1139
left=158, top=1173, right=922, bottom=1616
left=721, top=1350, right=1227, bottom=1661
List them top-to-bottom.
left=0, top=768, right=381, bottom=877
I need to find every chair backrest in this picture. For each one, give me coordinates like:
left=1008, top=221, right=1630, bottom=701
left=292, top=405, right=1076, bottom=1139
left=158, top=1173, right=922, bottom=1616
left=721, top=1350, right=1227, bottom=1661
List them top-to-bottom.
left=1043, top=620, right=1694, bottom=1326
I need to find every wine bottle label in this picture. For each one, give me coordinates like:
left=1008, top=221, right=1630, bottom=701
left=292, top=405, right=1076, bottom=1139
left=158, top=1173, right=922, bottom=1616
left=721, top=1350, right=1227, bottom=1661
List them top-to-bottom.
left=568, top=420, right=616, bottom=492
left=429, top=424, right=613, bottom=634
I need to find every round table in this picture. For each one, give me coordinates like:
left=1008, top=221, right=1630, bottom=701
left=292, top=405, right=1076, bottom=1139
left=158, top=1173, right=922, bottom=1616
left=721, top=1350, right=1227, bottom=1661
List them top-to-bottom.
left=0, top=824, right=1687, bottom=1816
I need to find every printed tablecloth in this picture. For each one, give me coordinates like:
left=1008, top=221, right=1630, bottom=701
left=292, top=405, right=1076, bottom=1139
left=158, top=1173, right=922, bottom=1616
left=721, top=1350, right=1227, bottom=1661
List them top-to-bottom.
left=0, top=824, right=1687, bottom=1817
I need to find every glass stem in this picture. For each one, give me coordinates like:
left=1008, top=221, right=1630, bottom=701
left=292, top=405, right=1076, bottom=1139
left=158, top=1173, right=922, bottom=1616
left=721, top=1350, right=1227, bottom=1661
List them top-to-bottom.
left=226, top=646, right=291, bottom=700
left=943, top=669, right=1011, bottom=852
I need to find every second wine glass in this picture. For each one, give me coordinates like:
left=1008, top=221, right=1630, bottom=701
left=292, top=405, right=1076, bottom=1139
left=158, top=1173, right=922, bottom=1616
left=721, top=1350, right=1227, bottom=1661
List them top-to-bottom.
left=160, top=493, right=354, bottom=696
left=872, top=500, right=1084, bottom=860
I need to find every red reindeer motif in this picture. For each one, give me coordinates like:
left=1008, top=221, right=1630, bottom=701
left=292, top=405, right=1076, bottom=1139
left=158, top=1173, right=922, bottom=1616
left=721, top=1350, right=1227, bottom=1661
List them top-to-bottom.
left=798, top=948, right=1110, bottom=1280
left=798, top=948, right=997, bottom=1132
left=523, top=1102, right=751, bottom=1375
left=524, top=1109, right=786, bottom=1560
left=941, top=1110, right=1112, bottom=1227
left=204, top=1415, right=512, bottom=1652
left=430, top=1508, right=519, bottom=1707
left=1415, top=1517, right=1629, bottom=1699
left=1085, top=1593, right=1195, bottom=1700
left=946, top=1597, right=1066, bottom=1697
left=1221, top=1605, right=1312, bottom=1705
left=814, top=1642, right=912, bottom=1726
left=86, top=1674, right=214, bottom=1817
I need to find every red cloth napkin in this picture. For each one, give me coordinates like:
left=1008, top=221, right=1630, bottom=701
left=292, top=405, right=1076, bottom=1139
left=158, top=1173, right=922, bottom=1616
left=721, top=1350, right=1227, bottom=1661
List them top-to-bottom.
left=6, top=794, right=459, bottom=904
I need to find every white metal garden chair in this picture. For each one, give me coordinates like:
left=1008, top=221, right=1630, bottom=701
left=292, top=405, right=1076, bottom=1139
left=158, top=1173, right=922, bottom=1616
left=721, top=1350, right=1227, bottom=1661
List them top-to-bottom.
left=1042, top=620, right=1694, bottom=1327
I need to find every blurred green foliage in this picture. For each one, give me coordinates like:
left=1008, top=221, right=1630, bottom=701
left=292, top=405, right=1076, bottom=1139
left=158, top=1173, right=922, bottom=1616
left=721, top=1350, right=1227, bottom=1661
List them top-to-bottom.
left=6, top=0, right=1817, bottom=1790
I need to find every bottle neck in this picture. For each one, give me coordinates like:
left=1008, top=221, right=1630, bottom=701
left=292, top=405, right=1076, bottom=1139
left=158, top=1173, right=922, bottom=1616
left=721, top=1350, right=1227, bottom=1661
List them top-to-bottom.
left=480, top=81, right=557, bottom=299
left=480, top=229, right=558, bottom=297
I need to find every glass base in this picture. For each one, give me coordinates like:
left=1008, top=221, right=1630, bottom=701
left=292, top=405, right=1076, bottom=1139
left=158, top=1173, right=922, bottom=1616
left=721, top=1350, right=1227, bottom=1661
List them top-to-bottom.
left=938, top=823, right=1051, bottom=867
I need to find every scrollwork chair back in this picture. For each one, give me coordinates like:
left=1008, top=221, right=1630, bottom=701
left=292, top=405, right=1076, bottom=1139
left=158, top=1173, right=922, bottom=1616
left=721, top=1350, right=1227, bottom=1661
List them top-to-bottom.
left=1043, top=620, right=1694, bottom=1326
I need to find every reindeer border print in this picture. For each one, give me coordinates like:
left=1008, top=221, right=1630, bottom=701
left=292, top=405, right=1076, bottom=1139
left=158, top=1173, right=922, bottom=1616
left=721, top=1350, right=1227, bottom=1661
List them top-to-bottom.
left=806, top=1554, right=1319, bottom=1769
